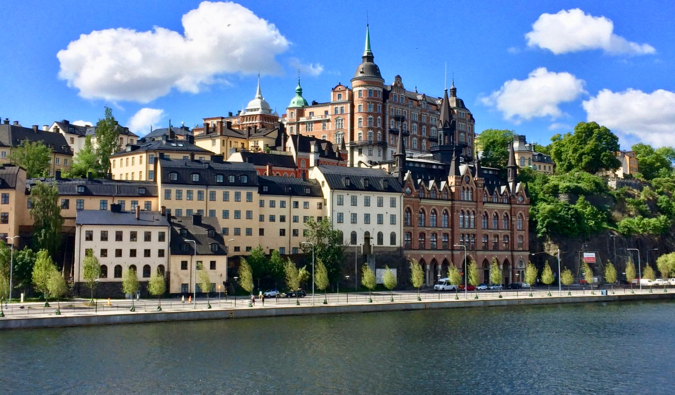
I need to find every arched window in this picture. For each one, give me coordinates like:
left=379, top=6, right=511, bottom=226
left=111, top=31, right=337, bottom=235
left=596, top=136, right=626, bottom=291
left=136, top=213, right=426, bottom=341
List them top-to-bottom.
left=367, top=116, right=374, bottom=127
left=358, top=117, right=363, bottom=127
left=377, top=117, right=381, bottom=127
left=390, top=119, right=395, bottom=129
left=412, top=124, right=418, bottom=134
left=422, top=126, right=427, bottom=136
left=367, top=130, right=373, bottom=142
left=377, top=131, right=382, bottom=141
left=358, top=132, right=363, bottom=141
left=412, top=138, right=418, bottom=150
left=422, top=140, right=427, bottom=150
left=461, top=188, right=466, bottom=201
left=430, top=189, right=436, bottom=199
left=469, top=189, right=473, bottom=201
left=442, top=190, right=448, bottom=200
left=492, top=194, right=498, bottom=203
left=503, top=195, right=508, bottom=204
left=405, top=208, right=412, bottom=226
left=418, top=209, right=426, bottom=227
left=430, top=209, right=437, bottom=227
left=442, top=210, right=449, bottom=228
left=459, top=211, right=465, bottom=228
left=470, top=211, right=475, bottom=228
left=482, top=213, right=488, bottom=229
left=492, top=213, right=499, bottom=229
left=503, top=213, right=509, bottom=230
left=517, top=213, right=524, bottom=230
left=350, top=231, right=357, bottom=245
left=364, top=231, right=371, bottom=244
left=377, top=232, right=383, bottom=246
left=390, top=232, right=397, bottom=246
left=404, top=232, right=412, bottom=248
left=418, top=233, right=426, bottom=249
left=430, top=233, right=437, bottom=249
left=442, top=233, right=449, bottom=249
left=482, top=235, right=488, bottom=250
left=493, top=235, right=499, bottom=250
left=503, top=235, right=510, bottom=249
left=518, top=235, right=524, bottom=249
left=142, top=264, right=151, bottom=278
left=100, top=265, right=108, bottom=278
left=114, top=265, right=122, bottom=278
left=129, top=265, right=137, bottom=275
left=158, top=265, right=165, bottom=276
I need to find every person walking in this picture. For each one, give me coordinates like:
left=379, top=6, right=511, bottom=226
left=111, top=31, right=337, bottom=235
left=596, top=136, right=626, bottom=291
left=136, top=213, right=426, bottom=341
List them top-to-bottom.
left=251, top=294, right=255, bottom=306
left=261, top=294, right=265, bottom=306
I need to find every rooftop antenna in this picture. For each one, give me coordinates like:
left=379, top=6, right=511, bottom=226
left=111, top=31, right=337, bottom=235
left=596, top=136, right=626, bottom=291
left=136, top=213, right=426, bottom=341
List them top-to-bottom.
left=444, top=63, right=447, bottom=90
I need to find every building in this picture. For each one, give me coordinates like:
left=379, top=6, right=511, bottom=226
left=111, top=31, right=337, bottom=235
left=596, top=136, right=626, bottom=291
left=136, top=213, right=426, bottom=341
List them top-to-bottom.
left=49, top=119, right=139, bottom=156
left=0, top=120, right=73, bottom=176
left=142, top=125, right=193, bottom=142
left=512, top=135, right=554, bottom=174
left=614, top=151, right=639, bottom=178
left=0, top=164, right=28, bottom=242
left=73, top=206, right=170, bottom=296
left=168, top=214, right=228, bottom=294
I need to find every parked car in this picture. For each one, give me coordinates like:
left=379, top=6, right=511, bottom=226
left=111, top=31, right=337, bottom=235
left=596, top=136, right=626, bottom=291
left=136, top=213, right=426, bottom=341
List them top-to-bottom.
left=434, top=278, right=457, bottom=291
left=669, top=278, right=675, bottom=286
left=652, top=279, right=667, bottom=286
left=521, top=282, right=531, bottom=288
left=507, top=283, right=522, bottom=289
left=459, top=284, right=476, bottom=291
left=476, top=284, right=488, bottom=290
left=489, top=284, right=503, bottom=291
left=263, top=289, right=281, bottom=298
left=285, top=290, right=307, bottom=298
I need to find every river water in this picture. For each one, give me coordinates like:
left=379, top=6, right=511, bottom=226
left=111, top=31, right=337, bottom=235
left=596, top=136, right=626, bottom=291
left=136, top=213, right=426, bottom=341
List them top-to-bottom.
left=1, top=300, right=674, bottom=394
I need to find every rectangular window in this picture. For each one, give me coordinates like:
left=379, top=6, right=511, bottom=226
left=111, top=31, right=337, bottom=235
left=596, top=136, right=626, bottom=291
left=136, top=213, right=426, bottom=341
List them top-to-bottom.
left=148, top=170, right=154, bottom=181
left=165, top=189, right=172, bottom=200
left=175, top=190, right=183, bottom=200
left=186, top=190, right=193, bottom=200
left=197, top=191, right=204, bottom=201
left=209, top=191, right=216, bottom=201
left=223, top=191, right=229, bottom=201
left=234, top=192, right=241, bottom=202
left=246, top=192, right=253, bottom=202
left=337, top=195, right=344, bottom=206
left=351, top=195, right=357, bottom=206
left=364, top=196, right=370, bottom=207
left=377, top=197, right=383, bottom=207
left=390, top=197, right=397, bottom=207
left=60, top=199, right=69, bottom=209
left=76, top=199, right=84, bottom=210
left=100, top=200, right=108, bottom=210
left=118, top=200, right=126, bottom=211
left=130, top=200, right=138, bottom=210
left=259, top=200, right=265, bottom=207
left=269, top=200, right=276, bottom=208
left=280, top=200, right=286, bottom=209
left=293, top=201, right=299, bottom=209
left=303, top=201, right=309, bottom=209
left=175, top=209, right=182, bottom=217
left=186, top=209, right=193, bottom=217
left=209, top=209, right=216, bottom=218
left=222, top=210, right=229, bottom=219
left=234, top=210, right=241, bottom=219
left=246, top=210, right=253, bottom=220
left=337, top=213, right=344, bottom=223
left=351, top=213, right=357, bottom=224
left=364, top=213, right=370, bottom=224
left=259, top=214, right=264, bottom=222
left=377, top=214, right=384, bottom=224
left=390, top=214, right=396, bottom=225
left=269, top=215, right=276, bottom=222
left=279, top=215, right=286, bottom=223
left=292, top=215, right=299, bottom=223
left=303, top=216, right=310, bottom=223
left=222, top=227, right=229, bottom=236
left=234, top=228, right=241, bottom=236
left=259, top=228, right=265, bottom=236
left=279, top=229, right=286, bottom=236
left=292, top=229, right=299, bottom=237
left=85, top=230, right=93, bottom=241
left=100, top=231, right=108, bottom=242
left=115, top=231, right=123, bottom=241
left=130, top=231, right=137, bottom=242
left=144, top=231, right=151, bottom=242
left=158, top=232, right=165, bottom=242
left=100, top=249, right=107, bottom=257
left=115, top=249, right=122, bottom=257
left=130, top=249, right=137, bottom=258
left=144, top=249, right=151, bottom=258
left=158, top=249, right=165, bottom=258
left=181, top=261, right=188, bottom=270
left=210, top=261, right=216, bottom=270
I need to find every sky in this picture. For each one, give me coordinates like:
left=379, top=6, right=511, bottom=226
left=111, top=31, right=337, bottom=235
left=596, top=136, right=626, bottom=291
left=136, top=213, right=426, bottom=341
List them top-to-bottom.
left=2, top=0, right=674, bottom=149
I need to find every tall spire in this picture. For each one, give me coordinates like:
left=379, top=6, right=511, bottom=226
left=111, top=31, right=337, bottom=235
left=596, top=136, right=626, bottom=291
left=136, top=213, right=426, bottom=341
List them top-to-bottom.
left=352, top=23, right=383, bottom=82
left=364, top=24, right=372, bottom=56
left=255, top=73, right=262, bottom=99
left=450, top=75, right=457, bottom=98
left=438, top=89, right=453, bottom=132
left=394, top=135, right=406, bottom=185
left=507, top=140, right=518, bottom=193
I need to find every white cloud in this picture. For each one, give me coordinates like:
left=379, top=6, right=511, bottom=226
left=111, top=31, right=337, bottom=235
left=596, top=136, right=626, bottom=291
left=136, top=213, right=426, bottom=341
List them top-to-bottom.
left=57, top=1, right=290, bottom=103
left=525, top=9, right=655, bottom=55
left=288, top=57, right=324, bottom=77
left=481, top=67, right=586, bottom=123
left=583, top=88, right=675, bottom=147
left=128, top=108, right=165, bottom=136
left=72, top=120, right=93, bottom=126
left=548, top=123, right=571, bottom=131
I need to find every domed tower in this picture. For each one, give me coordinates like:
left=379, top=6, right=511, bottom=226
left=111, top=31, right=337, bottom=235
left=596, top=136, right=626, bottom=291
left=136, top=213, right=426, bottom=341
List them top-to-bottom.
left=350, top=24, right=385, bottom=166
left=240, top=75, right=278, bottom=131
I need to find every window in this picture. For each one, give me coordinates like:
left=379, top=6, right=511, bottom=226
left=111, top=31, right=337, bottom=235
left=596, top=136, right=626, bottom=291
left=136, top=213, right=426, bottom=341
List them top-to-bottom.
left=169, top=172, right=178, bottom=181
left=192, top=173, right=200, bottom=182
left=216, top=174, right=224, bottom=183
left=164, top=189, right=172, bottom=200
left=176, top=190, right=183, bottom=200
left=186, top=190, right=193, bottom=201
left=197, top=191, right=204, bottom=201
left=223, top=191, right=229, bottom=201
left=235, top=192, right=241, bottom=202
left=246, top=192, right=253, bottom=202
left=337, top=195, right=344, bottom=206
left=351, top=195, right=357, bottom=206
left=363, top=196, right=371, bottom=207
left=377, top=197, right=383, bottom=207
left=390, top=197, right=396, bottom=207
left=61, top=199, right=69, bottom=209
left=76, top=199, right=84, bottom=210
left=100, top=200, right=108, bottom=210
left=303, top=201, right=309, bottom=209
left=175, top=209, right=182, bottom=217
left=209, top=209, right=216, bottom=218
left=418, top=209, right=425, bottom=227
left=234, top=210, right=241, bottom=220
left=246, top=210, right=253, bottom=220
left=430, top=210, right=437, bottom=227
left=442, top=210, right=449, bottom=228
left=337, top=213, right=344, bottom=223
left=350, top=213, right=357, bottom=224
left=364, top=213, right=371, bottom=224
left=482, top=213, right=488, bottom=229
left=492, top=213, right=499, bottom=229
left=259, top=214, right=264, bottom=222
left=377, top=214, right=384, bottom=225
left=390, top=214, right=396, bottom=225
left=503, top=214, right=509, bottom=230
left=517, top=214, right=524, bottom=230
left=269, top=215, right=276, bottom=222
left=280, top=215, right=286, bottom=223
left=222, top=228, right=229, bottom=236
left=234, top=228, right=241, bottom=236
left=279, top=229, right=286, bottom=237
left=85, top=230, right=93, bottom=241
left=100, top=231, right=108, bottom=242
left=114, top=231, right=123, bottom=242
left=130, top=231, right=137, bottom=242
left=144, top=231, right=151, bottom=242
left=350, top=231, right=357, bottom=245
left=158, top=232, right=165, bottom=242
left=404, top=232, right=412, bottom=249
left=418, top=233, right=426, bottom=249
left=430, top=233, right=437, bottom=249
left=493, top=235, right=499, bottom=250
left=503, top=235, right=510, bottom=249
left=518, top=235, right=524, bottom=249
left=114, top=248, right=122, bottom=257
left=130, top=249, right=137, bottom=258
left=144, top=249, right=151, bottom=258
left=181, top=261, right=188, bottom=270
left=114, top=265, right=123, bottom=278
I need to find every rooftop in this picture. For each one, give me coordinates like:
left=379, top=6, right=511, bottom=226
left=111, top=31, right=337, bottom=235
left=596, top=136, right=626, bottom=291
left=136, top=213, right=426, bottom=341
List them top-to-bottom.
left=76, top=210, right=169, bottom=227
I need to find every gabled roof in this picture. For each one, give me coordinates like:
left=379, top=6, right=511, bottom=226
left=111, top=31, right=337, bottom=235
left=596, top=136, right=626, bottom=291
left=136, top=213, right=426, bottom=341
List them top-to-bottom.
left=0, top=123, right=73, bottom=155
left=289, top=134, right=343, bottom=161
left=159, top=158, right=258, bottom=187
left=0, top=164, right=24, bottom=189
left=317, top=165, right=402, bottom=192
left=258, top=176, right=322, bottom=197
left=76, top=210, right=169, bottom=227
left=170, top=216, right=227, bottom=255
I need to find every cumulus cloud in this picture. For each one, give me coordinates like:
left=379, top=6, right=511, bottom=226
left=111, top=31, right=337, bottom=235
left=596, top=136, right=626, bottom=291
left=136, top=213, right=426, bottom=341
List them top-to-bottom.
left=57, top=1, right=290, bottom=103
left=526, top=9, right=655, bottom=55
left=288, top=57, right=324, bottom=77
left=481, top=67, right=586, bottom=123
left=583, top=89, right=675, bottom=147
left=128, top=108, right=165, bottom=136
left=72, top=120, right=93, bottom=126
left=548, top=123, right=571, bottom=131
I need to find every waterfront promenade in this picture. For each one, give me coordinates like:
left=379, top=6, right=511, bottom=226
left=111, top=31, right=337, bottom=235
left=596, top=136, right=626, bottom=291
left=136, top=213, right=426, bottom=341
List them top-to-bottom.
left=2, top=286, right=673, bottom=330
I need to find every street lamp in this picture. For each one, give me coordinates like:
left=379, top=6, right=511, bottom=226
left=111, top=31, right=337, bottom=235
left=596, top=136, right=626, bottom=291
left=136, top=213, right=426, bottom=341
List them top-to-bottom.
left=7, top=236, right=19, bottom=304
left=185, top=239, right=197, bottom=308
left=301, top=241, right=315, bottom=305
left=454, top=244, right=467, bottom=299
left=627, top=248, right=641, bottom=291
left=345, top=275, right=350, bottom=303
left=233, top=276, right=238, bottom=307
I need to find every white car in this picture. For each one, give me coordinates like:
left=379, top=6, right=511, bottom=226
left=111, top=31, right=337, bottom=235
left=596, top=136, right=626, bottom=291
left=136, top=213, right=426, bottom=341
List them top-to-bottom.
left=434, top=278, right=457, bottom=291
left=669, top=278, right=675, bottom=286
left=652, top=279, right=667, bottom=286
left=521, top=282, right=531, bottom=288
left=476, top=284, right=488, bottom=290
left=489, top=284, right=503, bottom=291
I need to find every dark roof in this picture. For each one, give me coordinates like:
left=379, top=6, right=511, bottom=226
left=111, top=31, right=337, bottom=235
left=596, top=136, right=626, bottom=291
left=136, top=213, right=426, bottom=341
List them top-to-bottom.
left=52, top=120, right=138, bottom=138
left=0, top=123, right=73, bottom=155
left=142, top=126, right=192, bottom=141
left=195, top=126, right=245, bottom=139
left=291, top=134, right=343, bottom=161
left=111, top=138, right=211, bottom=157
left=237, top=151, right=297, bottom=168
left=159, top=158, right=258, bottom=187
left=0, top=164, right=23, bottom=189
left=317, top=165, right=402, bottom=192
left=258, top=176, right=323, bottom=196
left=27, top=178, right=158, bottom=197
left=76, top=210, right=169, bottom=227
left=170, top=216, right=227, bottom=255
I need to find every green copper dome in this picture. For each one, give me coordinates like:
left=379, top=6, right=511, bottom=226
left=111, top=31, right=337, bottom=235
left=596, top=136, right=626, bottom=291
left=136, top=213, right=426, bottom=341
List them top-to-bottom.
left=288, top=78, right=308, bottom=108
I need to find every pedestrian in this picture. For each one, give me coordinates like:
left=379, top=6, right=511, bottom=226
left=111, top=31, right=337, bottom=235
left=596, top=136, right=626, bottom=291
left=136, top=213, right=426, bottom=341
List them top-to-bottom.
left=261, top=294, right=265, bottom=306
left=181, top=295, right=185, bottom=304
left=251, top=295, right=255, bottom=306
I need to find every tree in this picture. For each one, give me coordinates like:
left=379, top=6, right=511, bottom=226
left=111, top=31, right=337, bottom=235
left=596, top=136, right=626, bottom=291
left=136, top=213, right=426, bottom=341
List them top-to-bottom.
left=95, top=106, right=121, bottom=175
left=550, top=121, right=621, bottom=174
left=476, top=129, right=515, bottom=180
left=69, top=135, right=99, bottom=178
left=9, top=139, right=51, bottom=178
left=632, top=143, right=675, bottom=180
left=30, top=182, right=64, bottom=257
left=303, top=218, right=345, bottom=283
left=0, top=242, right=9, bottom=303
left=246, top=246, right=268, bottom=292
left=10, top=247, right=36, bottom=293
left=32, top=249, right=55, bottom=306
left=268, top=249, right=286, bottom=286
left=81, top=250, right=101, bottom=303
left=656, top=253, right=675, bottom=292
left=489, top=258, right=502, bottom=298
left=625, top=258, right=636, bottom=293
left=238, top=259, right=254, bottom=296
left=283, top=259, right=300, bottom=305
left=314, top=259, right=329, bottom=304
left=410, top=259, right=424, bottom=301
left=467, top=260, right=479, bottom=299
left=604, top=260, right=617, bottom=294
left=582, top=261, right=594, bottom=294
left=197, top=262, right=212, bottom=308
left=524, top=262, right=538, bottom=297
left=541, top=263, right=555, bottom=296
left=361, top=264, right=376, bottom=303
left=448, top=265, right=461, bottom=299
left=643, top=265, right=656, bottom=292
left=298, top=266, right=310, bottom=290
left=383, top=266, right=397, bottom=302
left=122, top=267, right=140, bottom=311
left=147, top=268, right=166, bottom=311
left=561, top=268, right=574, bottom=295
left=47, top=269, right=67, bottom=315
left=0, top=270, right=7, bottom=316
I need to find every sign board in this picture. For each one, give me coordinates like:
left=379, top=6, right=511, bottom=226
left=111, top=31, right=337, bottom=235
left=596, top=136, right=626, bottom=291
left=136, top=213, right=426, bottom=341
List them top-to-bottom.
left=583, top=253, right=596, bottom=263
left=375, top=268, right=397, bottom=285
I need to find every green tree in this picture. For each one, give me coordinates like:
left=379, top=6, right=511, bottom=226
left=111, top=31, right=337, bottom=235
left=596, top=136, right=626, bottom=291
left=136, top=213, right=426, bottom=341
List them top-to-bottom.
left=95, top=106, right=121, bottom=175
left=550, top=121, right=621, bottom=174
left=476, top=129, right=515, bottom=180
left=69, top=135, right=99, bottom=178
left=9, top=139, right=51, bottom=178
left=632, top=143, right=675, bottom=180
left=30, top=182, right=64, bottom=257
left=303, top=218, right=345, bottom=282
left=0, top=242, right=10, bottom=303
left=246, top=246, right=267, bottom=293
left=10, top=247, right=36, bottom=293
left=32, top=249, right=56, bottom=306
left=268, top=249, right=286, bottom=286
left=81, top=250, right=101, bottom=303
left=656, top=253, right=675, bottom=286
left=489, top=258, right=502, bottom=298
left=625, top=258, right=636, bottom=292
left=238, top=259, right=254, bottom=295
left=283, top=259, right=300, bottom=305
left=314, top=259, right=329, bottom=304
left=410, top=259, right=424, bottom=301
left=467, top=260, right=479, bottom=299
left=605, top=260, right=618, bottom=294
left=582, top=261, right=594, bottom=294
left=197, top=262, right=212, bottom=308
left=524, top=262, right=538, bottom=297
left=541, top=263, right=555, bottom=296
left=361, top=264, right=376, bottom=303
left=383, top=265, right=397, bottom=302
left=448, top=265, right=461, bottom=299
left=643, top=265, right=656, bottom=292
left=298, top=266, right=310, bottom=290
left=122, top=267, right=140, bottom=311
left=147, top=268, right=166, bottom=310
left=561, top=268, right=574, bottom=295
left=47, top=269, right=67, bottom=315
left=0, top=270, right=8, bottom=316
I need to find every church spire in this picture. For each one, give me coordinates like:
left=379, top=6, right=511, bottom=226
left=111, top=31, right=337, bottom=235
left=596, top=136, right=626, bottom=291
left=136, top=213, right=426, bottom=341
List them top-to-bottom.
left=364, top=24, right=373, bottom=57
left=255, top=73, right=262, bottom=99
left=394, top=134, right=406, bottom=185
left=507, top=140, right=518, bottom=194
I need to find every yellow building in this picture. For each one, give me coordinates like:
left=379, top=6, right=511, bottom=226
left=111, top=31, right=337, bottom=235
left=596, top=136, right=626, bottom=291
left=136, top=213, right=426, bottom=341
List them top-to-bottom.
left=49, top=119, right=139, bottom=157
left=0, top=121, right=73, bottom=176
left=512, top=135, right=554, bottom=174
left=0, top=164, right=28, bottom=242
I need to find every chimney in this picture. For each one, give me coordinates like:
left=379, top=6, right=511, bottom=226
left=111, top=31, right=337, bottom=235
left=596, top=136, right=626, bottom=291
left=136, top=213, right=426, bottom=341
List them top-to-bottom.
left=228, top=112, right=233, bottom=117
left=3, top=119, right=8, bottom=124
left=63, top=119, right=70, bottom=125
left=216, top=120, right=223, bottom=135
left=13, top=121, right=19, bottom=126
left=226, top=121, right=232, bottom=129
left=204, top=123, right=210, bottom=135
left=32, top=125, right=38, bottom=133
left=43, top=125, right=49, bottom=131
left=247, top=127, right=251, bottom=138
left=161, top=134, right=168, bottom=144
left=188, top=135, right=195, bottom=144
left=189, top=152, right=195, bottom=161
left=212, top=154, right=224, bottom=164
left=266, top=164, right=273, bottom=176
left=55, top=170, right=62, bottom=180
left=87, top=171, right=93, bottom=181
left=110, top=203, right=122, bottom=213
left=135, top=206, right=141, bottom=220
left=160, top=206, right=166, bottom=216
left=166, top=208, right=172, bottom=223
left=192, top=214, right=202, bottom=226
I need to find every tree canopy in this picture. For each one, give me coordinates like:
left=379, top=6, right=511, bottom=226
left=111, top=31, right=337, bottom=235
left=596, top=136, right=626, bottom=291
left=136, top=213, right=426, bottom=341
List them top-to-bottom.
left=95, top=106, right=121, bottom=175
left=550, top=122, right=621, bottom=174
left=476, top=129, right=514, bottom=179
left=69, top=135, right=100, bottom=178
left=9, top=140, right=51, bottom=178
left=632, top=143, right=675, bottom=180
left=30, top=182, right=64, bottom=256
left=303, top=218, right=345, bottom=282
left=32, top=249, right=56, bottom=301
left=81, top=250, right=101, bottom=301
left=314, top=258, right=329, bottom=293
left=238, top=259, right=254, bottom=294
left=410, top=259, right=424, bottom=290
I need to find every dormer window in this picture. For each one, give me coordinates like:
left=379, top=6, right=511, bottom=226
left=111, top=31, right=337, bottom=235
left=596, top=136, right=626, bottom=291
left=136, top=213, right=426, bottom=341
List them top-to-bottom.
left=169, top=172, right=178, bottom=181
left=192, top=173, right=200, bottom=182
left=216, top=174, right=224, bottom=183
left=228, top=175, right=235, bottom=183
left=240, top=175, right=248, bottom=183
left=345, top=177, right=351, bottom=187
left=383, top=180, right=389, bottom=189
left=77, top=185, right=85, bottom=193
left=262, top=186, right=269, bottom=192
left=138, top=187, right=146, bottom=195
left=304, top=187, right=310, bottom=194
left=180, top=228, right=187, bottom=236
left=207, top=229, right=215, bottom=238
left=181, top=243, right=189, bottom=252
left=210, top=243, right=218, bottom=252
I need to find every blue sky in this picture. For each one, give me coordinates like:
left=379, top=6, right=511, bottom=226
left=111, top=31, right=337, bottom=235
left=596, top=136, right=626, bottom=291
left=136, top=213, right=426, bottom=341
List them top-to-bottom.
left=2, top=0, right=674, bottom=149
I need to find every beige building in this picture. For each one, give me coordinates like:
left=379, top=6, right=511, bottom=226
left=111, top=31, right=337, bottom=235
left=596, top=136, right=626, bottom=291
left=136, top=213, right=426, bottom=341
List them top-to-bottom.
left=49, top=119, right=138, bottom=156
left=0, top=120, right=73, bottom=176
left=512, top=135, right=554, bottom=174
left=614, top=151, right=639, bottom=178
left=0, top=164, right=28, bottom=242
left=168, top=215, right=228, bottom=294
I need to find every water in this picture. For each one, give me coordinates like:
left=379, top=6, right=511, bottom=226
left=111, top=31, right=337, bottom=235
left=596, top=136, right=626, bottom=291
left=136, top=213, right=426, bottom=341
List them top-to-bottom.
left=2, top=300, right=674, bottom=394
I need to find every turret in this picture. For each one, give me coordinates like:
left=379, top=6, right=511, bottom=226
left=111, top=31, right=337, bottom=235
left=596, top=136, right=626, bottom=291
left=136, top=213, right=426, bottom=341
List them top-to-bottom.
left=394, top=134, right=406, bottom=185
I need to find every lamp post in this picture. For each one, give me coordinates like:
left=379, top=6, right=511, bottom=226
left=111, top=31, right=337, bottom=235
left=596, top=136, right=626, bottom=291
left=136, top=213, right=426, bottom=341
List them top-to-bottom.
left=7, top=236, right=19, bottom=304
left=185, top=239, right=197, bottom=308
left=302, top=241, right=315, bottom=305
left=454, top=244, right=467, bottom=299
left=627, top=248, right=641, bottom=291
left=437, top=273, right=441, bottom=300
left=345, top=275, right=350, bottom=303
left=233, top=276, right=238, bottom=307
